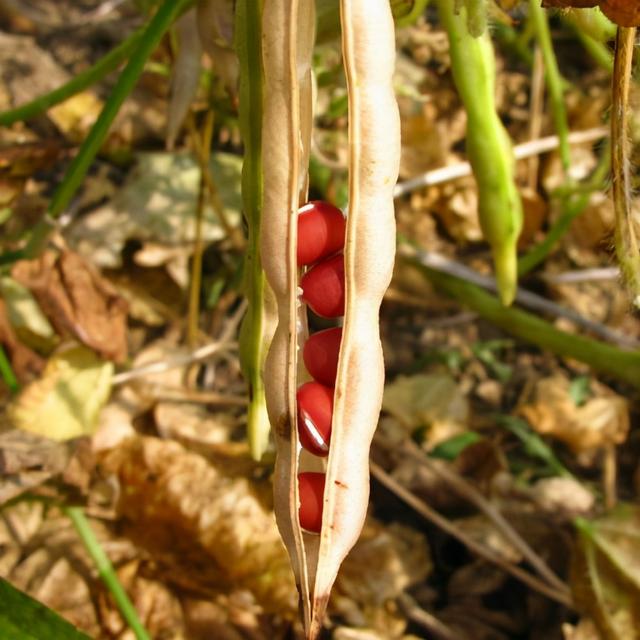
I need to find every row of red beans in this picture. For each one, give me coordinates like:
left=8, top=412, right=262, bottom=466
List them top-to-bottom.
left=296, top=201, right=347, bottom=533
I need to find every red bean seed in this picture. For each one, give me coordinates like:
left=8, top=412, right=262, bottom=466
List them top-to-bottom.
left=297, top=201, right=346, bottom=266
left=300, top=253, right=345, bottom=318
left=303, top=327, right=342, bottom=386
left=297, top=381, right=333, bottom=456
left=298, top=472, right=326, bottom=533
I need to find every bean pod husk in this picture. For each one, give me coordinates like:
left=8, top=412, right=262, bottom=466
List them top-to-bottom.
left=260, top=0, right=399, bottom=638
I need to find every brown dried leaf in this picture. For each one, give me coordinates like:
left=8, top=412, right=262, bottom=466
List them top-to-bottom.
left=541, top=0, right=599, bottom=7
left=542, top=0, right=639, bottom=26
left=600, top=0, right=640, bottom=26
left=12, top=250, right=128, bottom=363
left=518, top=374, right=629, bottom=453
left=0, top=429, right=73, bottom=504
left=100, top=436, right=297, bottom=615
left=331, top=521, right=431, bottom=636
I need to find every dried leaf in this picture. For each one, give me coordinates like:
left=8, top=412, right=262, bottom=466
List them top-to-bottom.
left=197, top=0, right=238, bottom=94
left=541, top=0, right=599, bottom=8
left=542, top=0, right=639, bottom=26
left=600, top=0, right=640, bottom=26
left=68, top=152, right=242, bottom=269
left=12, top=251, right=128, bottom=363
left=9, top=345, right=113, bottom=441
left=382, top=374, right=469, bottom=449
left=519, top=374, right=629, bottom=453
left=0, top=430, right=73, bottom=504
left=100, top=436, right=297, bottom=614
left=572, top=505, right=640, bottom=639
left=331, top=521, right=431, bottom=637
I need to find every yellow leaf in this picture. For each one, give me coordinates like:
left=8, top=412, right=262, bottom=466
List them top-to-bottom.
left=9, top=345, right=113, bottom=441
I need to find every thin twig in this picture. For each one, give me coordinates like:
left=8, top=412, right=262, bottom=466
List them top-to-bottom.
left=527, top=46, right=545, bottom=191
left=393, top=127, right=607, bottom=198
left=405, top=246, right=639, bottom=349
left=541, top=267, right=619, bottom=285
left=112, top=299, right=246, bottom=386
left=111, top=340, right=236, bottom=386
left=139, top=386, right=247, bottom=405
left=397, top=437, right=569, bottom=595
left=602, top=444, right=617, bottom=510
left=370, top=462, right=574, bottom=608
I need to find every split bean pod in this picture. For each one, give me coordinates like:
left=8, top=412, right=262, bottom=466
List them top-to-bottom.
left=260, top=0, right=400, bottom=637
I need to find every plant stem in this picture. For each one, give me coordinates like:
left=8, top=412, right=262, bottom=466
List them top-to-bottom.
left=236, top=0, right=272, bottom=461
left=529, top=0, right=571, bottom=172
left=0, top=27, right=145, bottom=126
left=575, top=31, right=613, bottom=72
left=187, top=110, right=213, bottom=347
left=406, top=254, right=640, bottom=388
left=0, top=345, right=19, bottom=393
left=63, top=507, right=151, bottom=640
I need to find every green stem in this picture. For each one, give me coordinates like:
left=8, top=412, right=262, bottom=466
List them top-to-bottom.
left=236, top=0, right=272, bottom=460
left=529, top=0, right=571, bottom=172
left=0, top=27, right=145, bottom=127
left=574, top=31, right=614, bottom=72
left=518, top=145, right=611, bottom=276
left=407, top=256, right=640, bottom=388
left=0, top=345, right=19, bottom=393
left=63, top=507, right=151, bottom=640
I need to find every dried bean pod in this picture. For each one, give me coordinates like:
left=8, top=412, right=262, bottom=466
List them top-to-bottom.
left=261, top=0, right=399, bottom=637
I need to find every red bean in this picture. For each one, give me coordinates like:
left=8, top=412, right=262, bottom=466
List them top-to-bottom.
left=297, top=201, right=346, bottom=267
left=300, top=253, right=345, bottom=318
left=303, top=327, right=342, bottom=386
left=297, top=381, right=333, bottom=456
left=298, top=472, right=326, bottom=533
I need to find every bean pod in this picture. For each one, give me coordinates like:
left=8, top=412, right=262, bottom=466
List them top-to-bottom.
left=261, top=0, right=399, bottom=637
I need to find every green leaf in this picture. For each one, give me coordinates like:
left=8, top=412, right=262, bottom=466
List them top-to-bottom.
left=569, top=375, right=591, bottom=407
left=498, top=416, right=571, bottom=478
left=430, top=431, right=481, bottom=460
left=0, top=578, right=91, bottom=640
